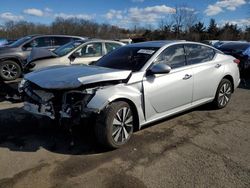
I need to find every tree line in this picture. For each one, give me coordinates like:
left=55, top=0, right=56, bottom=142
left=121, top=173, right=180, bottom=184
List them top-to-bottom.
left=0, top=14, right=249, bottom=42
left=142, top=19, right=250, bottom=42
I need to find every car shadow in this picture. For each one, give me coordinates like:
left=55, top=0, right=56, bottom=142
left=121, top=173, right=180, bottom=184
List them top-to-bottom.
left=0, top=80, right=21, bottom=103
left=0, top=107, right=109, bottom=155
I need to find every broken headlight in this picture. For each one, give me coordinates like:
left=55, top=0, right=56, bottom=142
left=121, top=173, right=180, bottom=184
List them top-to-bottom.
left=18, top=79, right=28, bottom=93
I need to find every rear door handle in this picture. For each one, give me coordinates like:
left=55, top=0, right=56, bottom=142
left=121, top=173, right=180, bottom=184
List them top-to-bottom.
left=215, top=64, right=222, bottom=68
left=183, top=74, right=192, bottom=80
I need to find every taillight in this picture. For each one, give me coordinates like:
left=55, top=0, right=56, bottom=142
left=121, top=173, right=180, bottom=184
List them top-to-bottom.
left=233, top=59, right=240, bottom=65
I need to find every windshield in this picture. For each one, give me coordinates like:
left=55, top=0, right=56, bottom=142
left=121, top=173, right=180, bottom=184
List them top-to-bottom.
left=9, top=36, right=32, bottom=47
left=53, top=41, right=83, bottom=57
left=95, top=46, right=159, bottom=71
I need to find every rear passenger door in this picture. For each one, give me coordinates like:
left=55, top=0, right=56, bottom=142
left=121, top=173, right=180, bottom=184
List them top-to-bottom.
left=184, top=44, right=224, bottom=102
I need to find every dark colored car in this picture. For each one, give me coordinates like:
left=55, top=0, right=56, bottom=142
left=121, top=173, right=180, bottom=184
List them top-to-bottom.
left=0, top=35, right=86, bottom=80
left=217, top=42, right=250, bottom=75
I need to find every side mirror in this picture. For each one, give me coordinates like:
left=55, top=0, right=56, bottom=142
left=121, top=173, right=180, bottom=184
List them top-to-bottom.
left=69, top=52, right=80, bottom=62
left=148, top=63, right=171, bottom=75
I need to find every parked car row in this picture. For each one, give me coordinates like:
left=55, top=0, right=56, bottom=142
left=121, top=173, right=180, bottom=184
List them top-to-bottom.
left=0, top=35, right=87, bottom=80
left=25, top=39, right=124, bottom=71
left=18, top=40, right=240, bottom=148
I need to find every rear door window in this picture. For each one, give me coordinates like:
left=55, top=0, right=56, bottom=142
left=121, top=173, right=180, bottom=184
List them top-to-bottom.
left=25, top=37, right=52, bottom=48
left=105, top=42, right=122, bottom=53
left=75, top=43, right=103, bottom=57
left=155, top=44, right=186, bottom=69
left=185, top=44, right=215, bottom=65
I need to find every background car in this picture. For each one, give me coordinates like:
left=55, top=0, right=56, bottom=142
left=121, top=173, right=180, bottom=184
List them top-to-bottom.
left=0, top=34, right=86, bottom=80
left=0, top=38, right=8, bottom=47
left=25, top=39, right=125, bottom=71
left=201, top=40, right=219, bottom=46
left=20, top=41, right=240, bottom=149
left=217, top=42, right=250, bottom=74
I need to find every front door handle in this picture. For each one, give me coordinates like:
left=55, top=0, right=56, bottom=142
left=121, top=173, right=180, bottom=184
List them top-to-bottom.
left=215, top=64, right=222, bottom=68
left=183, top=74, right=192, bottom=80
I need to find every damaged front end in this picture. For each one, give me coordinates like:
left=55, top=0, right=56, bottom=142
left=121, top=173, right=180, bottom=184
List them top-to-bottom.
left=19, top=80, right=99, bottom=123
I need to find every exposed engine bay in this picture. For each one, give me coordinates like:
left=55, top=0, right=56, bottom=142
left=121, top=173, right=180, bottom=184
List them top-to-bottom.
left=19, top=79, right=119, bottom=124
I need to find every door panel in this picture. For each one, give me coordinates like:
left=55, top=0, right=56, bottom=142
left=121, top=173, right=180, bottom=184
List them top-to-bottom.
left=143, top=44, right=193, bottom=120
left=72, top=56, right=102, bottom=65
left=191, top=61, right=224, bottom=101
left=143, top=68, right=193, bottom=120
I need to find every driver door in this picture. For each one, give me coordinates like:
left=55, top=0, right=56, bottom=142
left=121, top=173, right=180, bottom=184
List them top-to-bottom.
left=71, top=42, right=103, bottom=65
left=143, top=44, right=193, bottom=121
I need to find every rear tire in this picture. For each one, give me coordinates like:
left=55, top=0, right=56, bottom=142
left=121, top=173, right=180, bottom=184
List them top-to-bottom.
left=0, top=60, right=22, bottom=81
left=213, top=79, right=232, bottom=109
left=95, top=101, right=134, bottom=149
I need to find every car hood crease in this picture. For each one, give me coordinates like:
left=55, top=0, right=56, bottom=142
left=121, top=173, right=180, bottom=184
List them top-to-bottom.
left=24, top=65, right=131, bottom=89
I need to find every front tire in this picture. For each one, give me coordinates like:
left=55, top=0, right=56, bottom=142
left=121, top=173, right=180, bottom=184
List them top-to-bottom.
left=0, top=60, right=22, bottom=81
left=213, top=79, right=232, bottom=109
left=95, top=101, right=134, bottom=149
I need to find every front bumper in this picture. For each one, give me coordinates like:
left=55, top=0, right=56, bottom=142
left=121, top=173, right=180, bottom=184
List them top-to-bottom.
left=23, top=102, right=55, bottom=119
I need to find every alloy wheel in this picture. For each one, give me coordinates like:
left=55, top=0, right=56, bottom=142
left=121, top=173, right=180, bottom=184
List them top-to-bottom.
left=1, top=63, right=18, bottom=79
left=218, top=82, right=232, bottom=106
left=112, top=107, right=133, bottom=144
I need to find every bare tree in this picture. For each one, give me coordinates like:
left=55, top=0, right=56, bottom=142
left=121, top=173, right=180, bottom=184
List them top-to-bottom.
left=171, top=5, right=199, bottom=37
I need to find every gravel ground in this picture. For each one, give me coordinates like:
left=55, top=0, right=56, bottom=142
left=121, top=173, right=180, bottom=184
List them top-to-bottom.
left=0, top=80, right=249, bottom=188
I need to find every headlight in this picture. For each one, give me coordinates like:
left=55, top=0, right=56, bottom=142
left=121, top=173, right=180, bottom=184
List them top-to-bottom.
left=18, top=79, right=27, bottom=92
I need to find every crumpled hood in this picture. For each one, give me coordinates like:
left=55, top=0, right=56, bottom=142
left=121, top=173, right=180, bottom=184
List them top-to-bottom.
left=27, top=48, right=58, bottom=64
left=25, top=65, right=131, bottom=89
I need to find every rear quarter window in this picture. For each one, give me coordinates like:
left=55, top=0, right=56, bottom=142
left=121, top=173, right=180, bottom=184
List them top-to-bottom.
left=185, top=44, right=215, bottom=65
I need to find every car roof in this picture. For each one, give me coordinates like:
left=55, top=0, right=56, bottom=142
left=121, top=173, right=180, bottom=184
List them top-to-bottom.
left=28, top=34, right=87, bottom=39
left=77, top=39, right=125, bottom=45
left=126, top=40, right=220, bottom=49
left=127, top=40, right=183, bottom=48
left=219, top=42, right=250, bottom=50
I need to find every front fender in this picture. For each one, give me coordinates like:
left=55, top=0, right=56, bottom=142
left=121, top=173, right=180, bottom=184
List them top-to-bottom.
left=87, top=83, right=146, bottom=125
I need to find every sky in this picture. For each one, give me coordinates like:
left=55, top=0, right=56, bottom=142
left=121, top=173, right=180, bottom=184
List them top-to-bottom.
left=0, top=0, right=249, bottom=28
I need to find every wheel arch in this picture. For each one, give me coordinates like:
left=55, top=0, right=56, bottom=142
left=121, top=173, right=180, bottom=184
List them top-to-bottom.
left=0, top=57, right=23, bottom=70
left=222, top=74, right=234, bottom=92
left=86, top=85, right=145, bottom=130
left=111, top=98, right=140, bottom=131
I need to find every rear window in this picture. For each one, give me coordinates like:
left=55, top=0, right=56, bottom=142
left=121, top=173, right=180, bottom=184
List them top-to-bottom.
left=53, top=37, right=72, bottom=46
left=185, top=44, right=215, bottom=65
